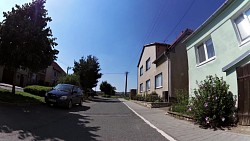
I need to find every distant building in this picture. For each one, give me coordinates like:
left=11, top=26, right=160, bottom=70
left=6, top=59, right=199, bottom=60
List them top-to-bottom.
left=137, top=29, right=192, bottom=99
left=137, top=42, right=170, bottom=97
left=0, top=62, right=66, bottom=87
left=44, top=62, right=66, bottom=86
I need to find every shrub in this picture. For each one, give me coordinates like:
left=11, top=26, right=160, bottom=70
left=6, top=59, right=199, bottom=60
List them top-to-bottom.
left=57, top=74, right=79, bottom=86
left=191, top=75, right=236, bottom=128
left=24, top=85, right=52, bottom=97
left=171, top=89, right=189, bottom=114
left=145, top=92, right=163, bottom=102
left=101, top=94, right=111, bottom=98
left=133, top=94, right=144, bottom=101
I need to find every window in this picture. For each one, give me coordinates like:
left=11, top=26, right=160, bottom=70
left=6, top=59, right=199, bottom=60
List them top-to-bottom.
left=234, top=8, right=250, bottom=42
left=195, top=38, right=215, bottom=64
left=146, top=58, right=151, bottom=71
left=140, top=66, right=143, bottom=76
left=54, top=72, right=57, bottom=77
left=155, top=73, right=162, bottom=88
left=146, top=79, right=150, bottom=91
left=140, top=83, right=143, bottom=92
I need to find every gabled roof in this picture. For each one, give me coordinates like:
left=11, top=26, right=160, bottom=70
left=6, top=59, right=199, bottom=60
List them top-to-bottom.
left=184, top=0, right=234, bottom=43
left=153, top=29, right=193, bottom=64
left=137, top=42, right=169, bottom=67
left=52, top=62, right=66, bottom=74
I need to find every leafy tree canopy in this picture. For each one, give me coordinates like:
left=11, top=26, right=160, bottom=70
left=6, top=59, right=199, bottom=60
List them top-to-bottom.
left=0, top=0, right=58, bottom=72
left=0, top=0, right=58, bottom=93
left=73, top=55, right=102, bottom=96
left=57, top=74, right=79, bottom=86
left=100, top=81, right=116, bottom=95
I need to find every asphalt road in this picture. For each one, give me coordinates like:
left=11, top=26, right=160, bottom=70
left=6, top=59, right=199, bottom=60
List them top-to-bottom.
left=0, top=97, right=167, bottom=141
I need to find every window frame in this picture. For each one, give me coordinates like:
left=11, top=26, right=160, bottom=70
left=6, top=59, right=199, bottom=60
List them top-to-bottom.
left=233, top=7, right=250, bottom=45
left=195, top=38, right=216, bottom=66
left=146, top=57, right=151, bottom=71
left=140, top=66, right=143, bottom=76
left=155, top=73, right=163, bottom=89
left=146, top=79, right=150, bottom=91
left=140, top=83, right=143, bottom=92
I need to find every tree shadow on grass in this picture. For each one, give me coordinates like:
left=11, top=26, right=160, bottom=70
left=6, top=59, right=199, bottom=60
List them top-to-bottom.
left=0, top=104, right=100, bottom=141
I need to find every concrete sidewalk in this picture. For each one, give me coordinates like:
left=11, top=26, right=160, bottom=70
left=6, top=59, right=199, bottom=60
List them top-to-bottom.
left=0, top=83, right=23, bottom=92
left=120, top=99, right=250, bottom=141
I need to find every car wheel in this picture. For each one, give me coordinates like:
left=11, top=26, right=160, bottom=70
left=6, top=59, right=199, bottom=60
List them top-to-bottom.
left=79, top=98, right=83, bottom=106
left=68, top=100, right=72, bottom=109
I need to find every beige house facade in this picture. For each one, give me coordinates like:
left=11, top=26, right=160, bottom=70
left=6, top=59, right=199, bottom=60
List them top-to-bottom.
left=137, top=29, right=192, bottom=99
left=137, top=43, right=170, bottom=97
left=0, top=62, right=66, bottom=87
left=44, top=62, right=66, bottom=86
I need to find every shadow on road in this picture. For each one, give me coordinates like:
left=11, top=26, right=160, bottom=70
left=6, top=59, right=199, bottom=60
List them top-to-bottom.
left=89, top=96, right=121, bottom=103
left=0, top=104, right=100, bottom=141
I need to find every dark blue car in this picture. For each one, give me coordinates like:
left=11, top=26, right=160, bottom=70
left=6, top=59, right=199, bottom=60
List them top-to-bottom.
left=45, top=84, right=84, bottom=109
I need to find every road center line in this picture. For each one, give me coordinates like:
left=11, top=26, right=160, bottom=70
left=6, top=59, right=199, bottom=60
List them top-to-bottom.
left=122, top=101, right=177, bottom=141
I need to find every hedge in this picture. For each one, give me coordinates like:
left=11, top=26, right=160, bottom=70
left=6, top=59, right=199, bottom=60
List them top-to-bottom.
left=24, top=85, right=52, bottom=97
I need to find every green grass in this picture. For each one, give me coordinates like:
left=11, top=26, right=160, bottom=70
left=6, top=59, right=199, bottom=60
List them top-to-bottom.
left=24, top=85, right=52, bottom=97
left=0, top=88, right=44, bottom=104
left=101, top=94, right=111, bottom=98
left=123, top=97, right=130, bottom=100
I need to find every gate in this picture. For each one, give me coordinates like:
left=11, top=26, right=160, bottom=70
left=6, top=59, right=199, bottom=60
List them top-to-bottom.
left=237, top=63, right=250, bottom=125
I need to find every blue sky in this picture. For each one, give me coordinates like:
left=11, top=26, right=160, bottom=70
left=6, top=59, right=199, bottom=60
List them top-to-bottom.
left=0, top=0, right=225, bottom=92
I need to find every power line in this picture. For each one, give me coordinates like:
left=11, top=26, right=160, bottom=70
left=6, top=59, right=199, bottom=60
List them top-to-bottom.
left=126, top=0, right=168, bottom=72
left=142, top=0, right=168, bottom=45
left=163, top=0, right=195, bottom=42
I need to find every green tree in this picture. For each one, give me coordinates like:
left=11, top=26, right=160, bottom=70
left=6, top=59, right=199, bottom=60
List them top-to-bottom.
left=0, top=0, right=58, bottom=94
left=73, top=55, right=102, bottom=97
left=57, top=74, right=79, bottom=86
left=100, top=81, right=116, bottom=95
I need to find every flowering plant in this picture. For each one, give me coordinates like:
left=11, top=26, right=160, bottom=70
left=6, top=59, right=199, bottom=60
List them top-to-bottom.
left=191, top=75, right=236, bottom=128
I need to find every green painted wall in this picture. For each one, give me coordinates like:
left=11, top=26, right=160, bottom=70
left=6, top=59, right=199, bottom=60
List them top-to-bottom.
left=186, top=0, right=250, bottom=100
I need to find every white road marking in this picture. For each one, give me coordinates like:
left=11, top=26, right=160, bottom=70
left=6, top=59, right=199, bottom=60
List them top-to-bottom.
left=123, top=101, right=177, bottom=141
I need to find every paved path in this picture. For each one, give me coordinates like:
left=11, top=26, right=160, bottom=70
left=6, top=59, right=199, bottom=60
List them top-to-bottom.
left=0, top=83, right=23, bottom=92
left=0, top=97, right=167, bottom=141
left=1, top=97, right=250, bottom=141
left=121, top=99, right=250, bottom=141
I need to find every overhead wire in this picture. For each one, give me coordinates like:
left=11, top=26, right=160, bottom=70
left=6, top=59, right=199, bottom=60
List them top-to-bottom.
left=126, top=0, right=168, bottom=73
left=163, top=0, right=195, bottom=43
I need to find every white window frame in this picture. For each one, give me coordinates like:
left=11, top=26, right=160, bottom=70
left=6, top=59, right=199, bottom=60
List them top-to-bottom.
left=233, top=7, right=250, bottom=45
left=195, top=38, right=215, bottom=67
left=146, top=58, right=151, bottom=71
left=140, top=66, right=143, bottom=76
left=155, top=73, right=163, bottom=89
left=146, top=79, right=150, bottom=91
left=140, top=83, right=143, bottom=92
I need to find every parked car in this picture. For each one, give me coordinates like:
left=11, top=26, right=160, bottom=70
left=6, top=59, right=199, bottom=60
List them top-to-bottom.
left=45, top=84, right=84, bottom=109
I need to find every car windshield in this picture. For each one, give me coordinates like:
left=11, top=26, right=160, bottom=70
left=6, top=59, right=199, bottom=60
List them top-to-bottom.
left=54, top=84, right=73, bottom=93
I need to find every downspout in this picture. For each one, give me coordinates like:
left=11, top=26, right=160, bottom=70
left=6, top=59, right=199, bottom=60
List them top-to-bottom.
left=164, top=51, right=171, bottom=102
left=168, top=53, right=172, bottom=99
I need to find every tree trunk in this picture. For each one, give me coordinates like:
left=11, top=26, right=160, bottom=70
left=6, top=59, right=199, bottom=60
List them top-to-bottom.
left=12, top=70, right=17, bottom=94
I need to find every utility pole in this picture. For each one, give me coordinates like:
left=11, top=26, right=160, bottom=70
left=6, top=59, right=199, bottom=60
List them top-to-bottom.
left=125, top=71, right=129, bottom=97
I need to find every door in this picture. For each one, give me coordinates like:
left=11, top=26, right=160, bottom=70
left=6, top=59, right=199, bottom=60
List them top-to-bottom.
left=237, top=63, right=250, bottom=125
